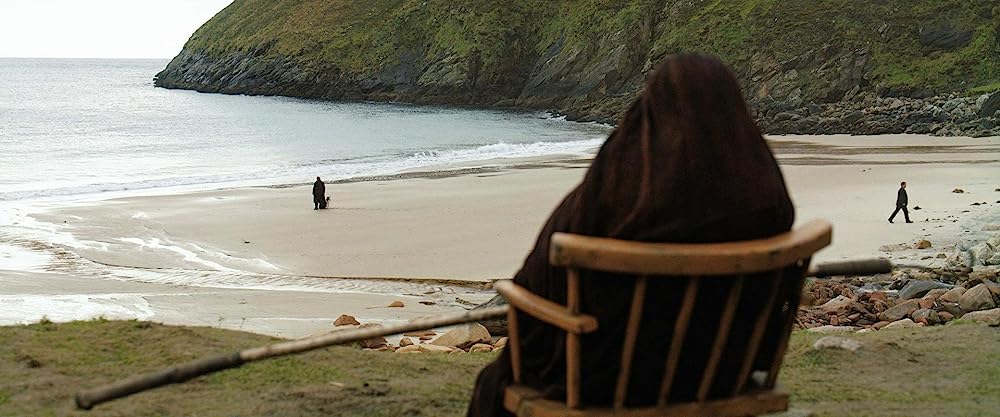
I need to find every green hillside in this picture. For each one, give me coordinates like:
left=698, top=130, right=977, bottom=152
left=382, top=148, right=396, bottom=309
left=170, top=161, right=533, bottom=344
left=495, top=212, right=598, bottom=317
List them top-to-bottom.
left=156, top=0, right=1000, bottom=134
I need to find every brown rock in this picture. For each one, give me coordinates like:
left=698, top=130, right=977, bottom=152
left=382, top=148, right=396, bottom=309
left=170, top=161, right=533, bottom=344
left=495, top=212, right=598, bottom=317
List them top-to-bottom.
left=953, top=188, right=965, bottom=193
left=915, top=239, right=932, bottom=249
left=959, top=284, right=997, bottom=312
left=939, top=286, right=966, bottom=303
left=922, top=288, right=948, bottom=301
left=868, top=291, right=888, bottom=303
left=917, top=298, right=936, bottom=310
left=878, top=299, right=920, bottom=322
left=388, top=300, right=405, bottom=308
left=962, top=308, right=1000, bottom=326
left=938, top=311, right=955, bottom=322
left=334, top=314, right=361, bottom=326
left=873, top=321, right=891, bottom=329
left=358, top=323, right=388, bottom=349
left=431, top=323, right=492, bottom=349
left=404, top=330, right=436, bottom=337
left=419, top=335, right=434, bottom=341
left=399, top=337, right=414, bottom=347
left=494, top=337, right=508, bottom=349
left=470, top=343, right=494, bottom=353
left=418, top=344, right=453, bottom=353
left=396, top=345, right=420, bottom=353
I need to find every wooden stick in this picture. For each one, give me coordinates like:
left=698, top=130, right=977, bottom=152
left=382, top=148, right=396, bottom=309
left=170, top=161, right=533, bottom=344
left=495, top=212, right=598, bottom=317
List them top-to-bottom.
left=807, top=258, right=891, bottom=277
left=75, top=306, right=509, bottom=410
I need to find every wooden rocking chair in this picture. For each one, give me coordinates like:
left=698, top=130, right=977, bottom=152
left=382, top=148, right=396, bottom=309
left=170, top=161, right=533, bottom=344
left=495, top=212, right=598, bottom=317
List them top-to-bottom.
left=494, top=219, right=832, bottom=417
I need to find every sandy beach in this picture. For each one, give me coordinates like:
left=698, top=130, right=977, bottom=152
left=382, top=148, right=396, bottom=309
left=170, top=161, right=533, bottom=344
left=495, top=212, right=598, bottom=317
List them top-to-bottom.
left=2, top=134, right=998, bottom=338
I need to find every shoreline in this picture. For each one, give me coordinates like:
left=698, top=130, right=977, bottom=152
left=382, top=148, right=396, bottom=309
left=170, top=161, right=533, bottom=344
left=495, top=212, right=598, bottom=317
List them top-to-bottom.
left=2, top=133, right=998, bottom=338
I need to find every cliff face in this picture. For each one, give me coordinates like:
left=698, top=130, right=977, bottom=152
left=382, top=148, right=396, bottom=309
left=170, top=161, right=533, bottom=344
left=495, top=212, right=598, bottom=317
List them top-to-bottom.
left=156, top=0, right=1000, bottom=136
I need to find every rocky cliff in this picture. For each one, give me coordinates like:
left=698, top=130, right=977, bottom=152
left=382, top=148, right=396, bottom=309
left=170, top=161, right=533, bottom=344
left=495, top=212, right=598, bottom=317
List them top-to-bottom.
left=156, top=0, right=1000, bottom=136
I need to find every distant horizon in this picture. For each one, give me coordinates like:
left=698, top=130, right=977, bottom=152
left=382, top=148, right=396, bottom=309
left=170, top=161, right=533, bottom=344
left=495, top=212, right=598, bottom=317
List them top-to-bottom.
left=0, top=0, right=233, bottom=59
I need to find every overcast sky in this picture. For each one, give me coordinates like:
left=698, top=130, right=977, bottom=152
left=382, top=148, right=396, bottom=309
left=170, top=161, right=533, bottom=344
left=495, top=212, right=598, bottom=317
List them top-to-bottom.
left=0, top=0, right=234, bottom=58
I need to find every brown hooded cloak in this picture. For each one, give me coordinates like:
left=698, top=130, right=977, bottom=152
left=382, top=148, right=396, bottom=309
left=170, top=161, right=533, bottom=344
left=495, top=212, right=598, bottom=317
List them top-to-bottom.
left=467, top=54, right=796, bottom=417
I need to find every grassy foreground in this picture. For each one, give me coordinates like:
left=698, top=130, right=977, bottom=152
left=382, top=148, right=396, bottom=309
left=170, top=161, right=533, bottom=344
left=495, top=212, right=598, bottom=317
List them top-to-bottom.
left=0, top=320, right=997, bottom=417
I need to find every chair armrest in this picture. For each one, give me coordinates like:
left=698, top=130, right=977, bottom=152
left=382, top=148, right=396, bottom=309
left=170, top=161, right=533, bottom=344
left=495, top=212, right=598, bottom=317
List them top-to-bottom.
left=494, top=281, right=598, bottom=334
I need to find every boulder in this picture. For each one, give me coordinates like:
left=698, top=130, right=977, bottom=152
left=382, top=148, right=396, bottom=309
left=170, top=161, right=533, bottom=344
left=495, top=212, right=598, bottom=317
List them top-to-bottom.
left=979, top=91, right=1000, bottom=118
left=915, top=239, right=932, bottom=249
left=898, top=280, right=951, bottom=300
left=959, top=284, right=997, bottom=312
left=939, top=286, right=966, bottom=303
left=921, top=288, right=949, bottom=301
left=868, top=291, right=888, bottom=303
left=821, top=295, right=854, bottom=311
left=917, top=298, right=936, bottom=310
left=878, top=299, right=920, bottom=322
left=388, top=300, right=405, bottom=308
left=939, top=302, right=965, bottom=318
left=911, top=308, right=940, bottom=325
left=961, top=308, right=1000, bottom=326
left=938, top=311, right=955, bottom=322
left=334, top=314, right=361, bottom=326
left=882, top=318, right=923, bottom=330
left=872, top=321, right=891, bottom=330
left=358, top=323, right=388, bottom=349
left=431, top=323, right=492, bottom=349
left=806, top=325, right=856, bottom=334
left=403, top=330, right=436, bottom=338
left=813, top=336, right=863, bottom=352
left=399, top=337, right=414, bottom=347
left=494, top=337, right=509, bottom=349
left=469, top=343, right=494, bottom=353
left=417, top=344, right=454, bottom=353
left=396, top=345, right=421, bottom=353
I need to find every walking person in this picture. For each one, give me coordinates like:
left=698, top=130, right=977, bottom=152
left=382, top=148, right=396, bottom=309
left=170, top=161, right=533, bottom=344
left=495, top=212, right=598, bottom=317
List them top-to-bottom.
left=312, top=176, right=326, bottom=210
left=888, top=181, right=912, bottom=223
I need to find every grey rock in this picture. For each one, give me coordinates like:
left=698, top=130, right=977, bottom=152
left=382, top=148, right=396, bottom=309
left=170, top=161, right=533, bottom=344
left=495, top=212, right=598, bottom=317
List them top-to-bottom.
left=919, top=24, right=974, bottom=50
left=979, top=91, right=1000, bottom=118
left=898, top=280, right=952, bottom=300
left=911, top=308, right=940, bottom=325
left=882, top=318, right=923, bottom=330
left=806, top=325, right=857, bottom=334
left=813, top=336, right=863, bottom=352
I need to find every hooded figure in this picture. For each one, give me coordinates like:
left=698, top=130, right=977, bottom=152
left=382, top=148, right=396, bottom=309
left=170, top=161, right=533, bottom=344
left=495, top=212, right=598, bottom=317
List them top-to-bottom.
left=466, top=54, right=796, bottom=417
left=312, top=177, right=326, bottom=210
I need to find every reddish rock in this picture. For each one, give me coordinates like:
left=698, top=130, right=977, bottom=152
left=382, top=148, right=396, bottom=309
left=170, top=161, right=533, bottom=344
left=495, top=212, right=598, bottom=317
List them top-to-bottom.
left=868, top=291, right=888, bottom=303
left=917, top=298, right=936, bottom=310
left=388, top=300, right=405, bottom=308
left=938, top=311, right=955, bottom=322
left=334, top=314, right=361, bottom=326
left=873, top=321, right=891, bottom=330
left=358, top=323, right=388, bottom=349
left=399, top=337, right=414, bottom=347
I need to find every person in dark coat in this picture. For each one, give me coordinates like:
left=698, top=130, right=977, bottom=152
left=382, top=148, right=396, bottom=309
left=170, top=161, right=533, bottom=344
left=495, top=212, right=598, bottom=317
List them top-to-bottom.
left=466, top=54, right=796, bottom=417
left=312, top=177, right=326, bottom=210
left=888, top=181, right=911, bottom=223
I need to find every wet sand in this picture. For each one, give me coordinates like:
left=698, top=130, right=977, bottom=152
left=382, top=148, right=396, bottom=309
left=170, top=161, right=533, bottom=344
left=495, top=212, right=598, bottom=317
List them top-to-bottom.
left=3, top=134, right=998, bottom=338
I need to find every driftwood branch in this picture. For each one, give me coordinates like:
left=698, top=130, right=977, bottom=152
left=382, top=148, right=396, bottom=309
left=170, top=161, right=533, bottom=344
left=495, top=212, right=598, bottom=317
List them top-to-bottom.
left=807, top=258, right=892, bottom=277
left=75, top=259, right=891, bottom=410
left=75, top=306, right=509, bottom=410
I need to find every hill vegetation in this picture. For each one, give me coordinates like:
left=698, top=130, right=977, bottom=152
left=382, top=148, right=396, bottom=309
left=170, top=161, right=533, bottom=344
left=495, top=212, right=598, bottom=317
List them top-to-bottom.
left=156, top=0, right=1000, bottom=134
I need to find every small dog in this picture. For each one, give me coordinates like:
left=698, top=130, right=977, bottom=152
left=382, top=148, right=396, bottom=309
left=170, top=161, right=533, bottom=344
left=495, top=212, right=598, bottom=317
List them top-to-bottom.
left=322, top=196, right=331, bottom=209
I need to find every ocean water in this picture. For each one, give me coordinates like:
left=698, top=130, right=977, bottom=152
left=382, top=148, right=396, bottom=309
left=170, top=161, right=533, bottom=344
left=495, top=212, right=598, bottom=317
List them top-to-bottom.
left=0, top=59, right=610, bottom=203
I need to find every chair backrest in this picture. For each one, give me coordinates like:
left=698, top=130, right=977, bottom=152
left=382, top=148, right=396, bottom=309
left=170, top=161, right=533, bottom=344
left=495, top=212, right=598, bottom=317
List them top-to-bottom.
left=545, top=219, right=831, bottom=410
